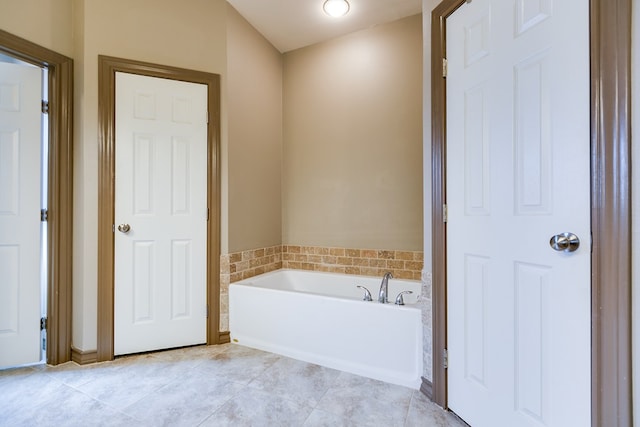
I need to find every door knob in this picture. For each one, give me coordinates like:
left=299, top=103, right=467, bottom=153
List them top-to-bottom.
left=117, top=224, right=131, bottom=233
left=549, top=232, right=579, bottom=252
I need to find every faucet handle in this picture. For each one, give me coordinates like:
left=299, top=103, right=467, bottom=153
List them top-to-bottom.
left=357, top=285, right=373, bottom=301
left=395, top=290, right=413, bottom=305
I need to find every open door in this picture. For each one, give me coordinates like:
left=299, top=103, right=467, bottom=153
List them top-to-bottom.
left=445, top=1, right=590, bottom=425
left=0, top=61, right=44, bottom=367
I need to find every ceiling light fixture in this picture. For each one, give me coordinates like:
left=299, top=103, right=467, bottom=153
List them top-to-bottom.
left=323, top=0, right=350, bottom=17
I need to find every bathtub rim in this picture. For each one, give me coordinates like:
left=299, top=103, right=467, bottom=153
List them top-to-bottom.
left=232, top=268, right=422, bottom=305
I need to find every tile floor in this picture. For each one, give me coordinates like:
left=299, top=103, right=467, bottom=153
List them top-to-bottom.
left=0, top=344, right=466, bottom=426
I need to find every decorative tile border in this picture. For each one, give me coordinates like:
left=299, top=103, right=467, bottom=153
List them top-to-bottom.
left=219, top=244, right=423, bottom=331
left=219, top=245, right=282, bottom=331
left=282, top=245, right=423, bottom=280
left=419, top=270, right=433, bottom=383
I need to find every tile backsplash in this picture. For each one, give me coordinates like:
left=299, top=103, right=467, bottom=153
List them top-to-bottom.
left=219, top=245, right=282, bottom=331
left=281, top=245, right=423, bottom=280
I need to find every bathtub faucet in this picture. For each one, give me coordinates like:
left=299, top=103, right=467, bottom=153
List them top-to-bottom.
left=378, top=272, right=393, bottom=303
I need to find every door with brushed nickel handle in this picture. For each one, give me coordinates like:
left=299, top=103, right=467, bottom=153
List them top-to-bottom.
left=445, top=0, right=591, bottom=425
left=113, top=72, right=208, bottom=356
left=117, top=224, right=130, bottom=234
left=549, top=232, right=580, bottom=253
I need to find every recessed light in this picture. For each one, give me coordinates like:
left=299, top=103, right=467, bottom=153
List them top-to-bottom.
left=323, top=0, right=350, bottom=17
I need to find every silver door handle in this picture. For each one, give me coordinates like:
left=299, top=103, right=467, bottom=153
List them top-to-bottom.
left=117, top=224, right=131, bottom=233
left=549, top=232, right=579, bottom=252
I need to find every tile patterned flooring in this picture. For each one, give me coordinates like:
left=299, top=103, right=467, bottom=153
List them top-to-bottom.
left=0, top=344, right=466, bottom=426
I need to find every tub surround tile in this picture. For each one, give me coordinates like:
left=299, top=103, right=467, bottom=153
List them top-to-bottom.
left=218, top=244, right=422, bottom=332
left=219, top=245, right=283, bottom=331
left=221, top=245, right=423, bottom=284
left=281, top=245, right=424, bottom=280
left=221, top=246, right=282, bottom=276
left=330, top=248, right=346, bottom=256
left=396, top=250, right=415, bottom=260
left=420, top=270, right=433, bottom=383
left=220, top=313, right=230, bottom=333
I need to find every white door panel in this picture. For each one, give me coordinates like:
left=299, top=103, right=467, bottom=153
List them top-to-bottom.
left=446, top=1, right=590, bottom=426
left=0, top=62, right=42, bottom=367
left=114, top=72, right=207, bottom=355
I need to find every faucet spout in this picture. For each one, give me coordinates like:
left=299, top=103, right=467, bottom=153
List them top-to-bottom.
left=378, top=272, right=393, bottom=303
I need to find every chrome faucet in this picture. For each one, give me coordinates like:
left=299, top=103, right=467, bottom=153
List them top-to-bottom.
left=378, top=272, right=393, bottom=303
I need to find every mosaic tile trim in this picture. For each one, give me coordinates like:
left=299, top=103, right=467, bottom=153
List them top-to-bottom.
left=219, top=245, right=283, bottom=331
left=282, top=245, right=423, bottom=280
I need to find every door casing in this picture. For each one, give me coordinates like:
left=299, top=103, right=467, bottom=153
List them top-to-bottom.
left=429, top=0, right=632, bottom=425
left=0, top=29, right=74, bottom=366
left=97, top=56, right=222, bottom=361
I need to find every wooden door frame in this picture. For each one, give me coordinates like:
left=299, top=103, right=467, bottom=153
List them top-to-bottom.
left=429, top=0, right=633, bottom=425
left=0, top=30, right=74, bottom=366
left=96, top=56, right=222, bottom=361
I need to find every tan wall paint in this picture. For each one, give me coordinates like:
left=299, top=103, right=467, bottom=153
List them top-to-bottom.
left=0, top=0, right=74, bottom=57
left=71, top=0, right=228, bottom=351
left=226, top=4, right=283, bottom=253
left=282, top=14, right=423, bottom=251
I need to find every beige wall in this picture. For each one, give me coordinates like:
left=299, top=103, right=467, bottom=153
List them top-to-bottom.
left=0, top=0, right=74, bottom=57
left=71, top=0, right=228, bottom=351
left=226, top=4, right=283, bottom=253
left=282, top=14, right=424, bottom=251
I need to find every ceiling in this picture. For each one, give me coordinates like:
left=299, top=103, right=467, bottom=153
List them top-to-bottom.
left=226, top=0, right=424, bottom=53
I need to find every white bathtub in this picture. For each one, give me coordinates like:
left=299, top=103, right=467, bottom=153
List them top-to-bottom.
left=229, top=269, right=423, bottom=389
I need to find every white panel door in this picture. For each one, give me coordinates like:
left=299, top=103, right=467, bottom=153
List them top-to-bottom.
left=446, top=1, right=590, bottom=426
left=0, top=62, right=43, bottom=367
left=115, top=72, right=208, bottom=355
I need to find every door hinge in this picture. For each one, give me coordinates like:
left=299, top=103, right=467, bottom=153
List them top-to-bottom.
left=442, top=58, right=448, bottom=78
left=41, top=100, right=49, bottom=114
left=443, top=204, right=448, bottom=223
left=207, top=208, right=210, bottom=221
left=40, top=209, right=48, bottom=222
left=206, top=305, right=209, bottom=318
left=40, top=317, right=47, bottom=331
left=443, top=348, right=449, bottom=369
